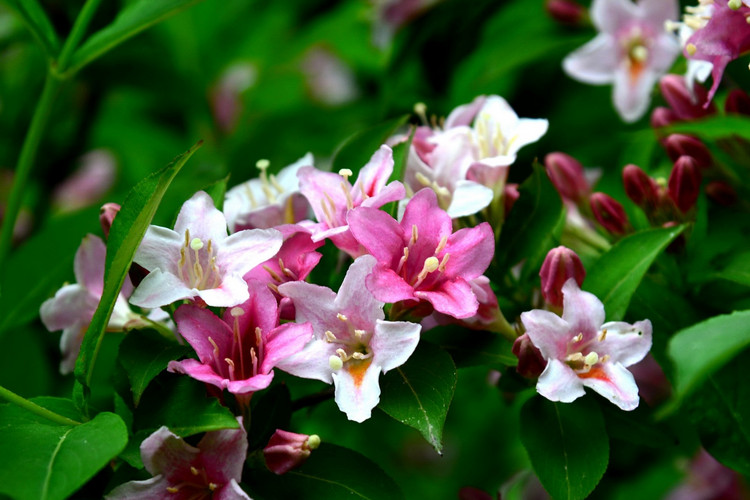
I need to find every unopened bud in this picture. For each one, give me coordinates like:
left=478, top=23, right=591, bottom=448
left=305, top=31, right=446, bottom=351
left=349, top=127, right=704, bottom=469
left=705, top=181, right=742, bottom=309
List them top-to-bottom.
left=545, top=0, right=587, bottom=26
left=659, top=74, right=716, bottom=120
left=725, top=89, right=750, bottom=115
left=651, top=106, right=679, bottom=129
left=664, top=134, right=712, bottom=169
left=545, top=152, right=590, bottom=203
left=668, top=155, right=702, bottom=213
left=622, top=164, right=660, bottom=209
left=705, top=180, right=737, bottom=206
left=504, top=183, right=520, bottom=215
left=590, top=192, right=629, bottom=235
left=99, top=203, right=120, bottom=239
left=539, top=246, right=586, bottom=308
left=512, top=333, right=547, bottom=379
left=264, top=429, right=320, bottom=475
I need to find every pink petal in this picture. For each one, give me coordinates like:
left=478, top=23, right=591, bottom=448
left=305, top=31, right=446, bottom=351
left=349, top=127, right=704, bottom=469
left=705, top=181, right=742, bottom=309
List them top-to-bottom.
left=591, top=0, right=638, bottom=34
left=612, top=63, right=658, bottom=123
left=444, top=95, right=487, bottom=128
left=352, top=145, right=394, bottom=204
left=298, top=166, right=349, bottom=226
left=446, top=181, right=494, bottom=218
left=400, top=189, right=452, bottom=254
left=174, top=191, right=229, bottom=243
left=348, top=206, right=405, bottom=267
left=443, top=222, right=494, bottom=280
left=221, top=228, right=283, bottom=276
left=74, top=234, right=106, bottom=295
left=335, top=255, right=384, bottom=327
left=366, top=265, right=415, bottom=304
left=197, top=274, right=251, bottom=308
left=416, top=279, right=478, bottom=319
left=561, top=279, right=605, bottom=339
left=277, top=281, right=338, bottom=333
left=40, top=284, right=97, bottom=332
left=174, top=305, right=232, bottom=364
left=521, top=309, right=572, bottom=360
left=260, top=322, right=314, bottom=373
left=275, top=337, right=336, bottom=384
left=168, top=359, right=230, bottom=390
left=536, top=359, right=586, bottom=403
left=226, top=373, right=276, bottom=394
left=195, top=417, right=246, bottom=484
left=141, top=426, right=200, bottom=477
left=105, top=475, right=172, bottom=500
left=214, top=480, right=252, bottom=500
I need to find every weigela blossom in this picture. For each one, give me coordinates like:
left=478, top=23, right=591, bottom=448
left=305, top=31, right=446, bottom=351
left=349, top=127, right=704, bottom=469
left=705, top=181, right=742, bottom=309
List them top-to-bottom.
left=562, top=0, right=681, bottom=122
left=297, top=144, right=405, bottom=257
left=224, top=154, right=313, bottom=231
left=348, top=188, right=494, bottom=319
left=129, top=190, right=283, bottom=309
left=41, top=234, right=141, bottom=374
left=276, top=255, right=421, bottom=423
left=520, top=279, right=652, bottom=410
left=168, top=280, right=312, bottom=396
left=106, top=420, right=250, bottom=499
left=263, top=429, right=321, bottom=475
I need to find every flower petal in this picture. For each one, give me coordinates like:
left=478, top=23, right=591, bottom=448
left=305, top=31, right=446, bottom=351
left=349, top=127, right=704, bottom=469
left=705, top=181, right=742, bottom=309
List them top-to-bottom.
left=563, top=34, right=618, bottom=84
left=446, top=180, right=493, bottom=218
left=174, top=191, right=229, bottom=243
left=443, top=222, right=494, bottom=280
left=221, top=228, right=283, bottom=276
left=74, top=234, right=106, bottom=295
left=335, top=255, right=384, bottom=326
left=129, top=270, right=195, bottom=308
left=415, top=279, right=478, bottom=319
left=561, top=279, right=605, bottom=339
left=521, top=309, right=571, bottom=360
left=371, top=319, right=421, bottom=373
left=598, top=319, right=652, bottom=367
left=275, top=337, right=336, bottom=384
left=332, top=359, right=382, bottom=422
left=536, top=359, right=586, bottom=403
left=579, top=362, right=640, bottom=411
left=196, top=419, right=248, bottom=484
left=141, top=426, right=200, bottom=477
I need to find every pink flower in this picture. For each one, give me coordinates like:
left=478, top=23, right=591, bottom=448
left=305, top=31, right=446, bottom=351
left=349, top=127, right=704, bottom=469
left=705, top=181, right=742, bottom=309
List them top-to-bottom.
left=563, top=0, right=681, bottom=122
left=297, top=145, right=405, bottom=257
left=348, top=188, right=494, bottom=319
left=129, top=191, right=282, bottom=309
left=41, top=234, right=141, bottom=374
left=276, top=255, right=421, bottom=422
left=520, top=279, right=652, bottom=410
left=168, top=280, right=312, bottom=396
left=106, top=420, right=250, bottom=499
left=263, top=429, right=321, bottom=475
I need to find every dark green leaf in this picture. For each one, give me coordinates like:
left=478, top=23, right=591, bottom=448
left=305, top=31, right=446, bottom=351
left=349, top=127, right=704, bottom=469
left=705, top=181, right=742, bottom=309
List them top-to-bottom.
left=5, top=0, right=60, bottom=58
left=68, top=0, right=206, bottom=73
left=330, top=114, right=409, bottom=176
left=75, top=142, right=201, bottom=392
left=494, top=164, right=563, bottom=275
left=584, top=225, right=685, bottom=321
left=708, top=249, right=750, bottom=287
left=667, top=310, right=750, bottom=406
left=423, top=326, right=516, bottom=368
left=118, top=329, right=191, bottom=406
left=378, top=342, right=457, bottom=453
left=684, top=349, right=750, bottom=475
left=134, top=375, right=238, bottom=437
left=248, top=384, right=291, bottom=450
left=520, top=396, right=609, bottom=500
left=0, top=407, right=127, bottom=500
left=247, top=443, right=404, bottom=500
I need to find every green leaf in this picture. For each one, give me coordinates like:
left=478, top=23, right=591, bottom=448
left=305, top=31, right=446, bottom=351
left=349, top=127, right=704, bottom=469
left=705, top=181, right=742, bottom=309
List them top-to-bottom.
left=5, top=0, right=60, bottom=58
left=68, top=0, right=206, bottom=74
left=330, top=114, right=409, bottom=176
left=666, top=115, right=750, bottom=140
left=387, top=127, right=415, bottom=219
left=75, top=141, right=201, bottom=392
left=494, top=164, right=563, bottom=275
left=203, top=174, right=230, bottom=211
left=583, top=225, right=685, bottom=321
left=708, top=249, right=750, bottom=287
left=667, top=310, right=750, bottom=406
left=423, top=325, right=516, bottom=368
left=118, top=329, right=192, bottom=406
left=378, top=342, right=457, bottom=454
left=683, top=349, right=750, bottom=475
left=134, top=375, right=238, bottom=437
left=248, top=384, right=291, bottom=450
left=520, top=396, right=609, bottom=500
left=0, top=407, right=127, bottom=500
left=247, top=443, right=404, bottom=500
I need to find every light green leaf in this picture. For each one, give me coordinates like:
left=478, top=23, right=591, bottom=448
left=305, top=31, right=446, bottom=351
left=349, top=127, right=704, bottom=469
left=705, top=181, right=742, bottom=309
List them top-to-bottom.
left=5, top=0, right=60, bottom=58
left=68, top=0, right=206, bottom=74
left=329, top=114, right=409, bottom=177
left=666, top=115, right=750, bottom=140
left=75, top=142, right=201, bottom=392
left=584, top=225, right=685, bottom=321
left=379, top=342, right=457, bottom=454
left=520, top=396, right=609, bottom=500
left=0, top=407, right=127, bottom=500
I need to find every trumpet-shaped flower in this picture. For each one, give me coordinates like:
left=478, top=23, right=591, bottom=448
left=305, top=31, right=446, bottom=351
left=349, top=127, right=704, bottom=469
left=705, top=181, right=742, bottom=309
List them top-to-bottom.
left=562, top=0, right=681, bottom=122
left=297, top=145, right=405, bottom=257
left=224, top=154, right=313, bottom=232
left=348, top=188, right=494, bottom=319
left=130, top=191, right=283, bottom=309
left=41, top=234, right=141, bottom=374
left=276, top=255, right=421, bottom=422
left=520, top=279, right=652, bottom=410
left=168, top=280, right=312, bottom=396
left=106, top=420, right=250, bottom=499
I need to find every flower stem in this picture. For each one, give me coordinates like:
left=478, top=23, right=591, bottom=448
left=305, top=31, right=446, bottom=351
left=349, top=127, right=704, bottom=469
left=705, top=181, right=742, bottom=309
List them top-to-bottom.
left=55, top=0, right=103, bottom=74
left=0, top=385, right=81, bottom=426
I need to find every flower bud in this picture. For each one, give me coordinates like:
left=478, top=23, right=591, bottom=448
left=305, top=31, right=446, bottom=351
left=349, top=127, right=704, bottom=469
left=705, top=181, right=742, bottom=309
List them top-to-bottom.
left=545, top=0, right=587, bottom=26
left=659, top=74, right=716, bottom=120
left=725, top=88, right=750, bottom=116
left=650, top=106, right=679, bottom=129
left=663, top=134, right=712, bottom=169
left=544, top=152, right=589, bottom=203
left=668, top=155, right=702, bottom=213
left=622, top=164, right=660, bottom=209
left=705, top=180, right=737, bottom=206
left=504, top=183, right=520, bottom=215
left=590, top=192, right=629, bottom=235
left=99, top=203, right=120, bottom=240
left=539, top=246, right=585, bottom=308
left=512, top=333, right=547, bottom=379
left=264, top=429, right=321, bottom=475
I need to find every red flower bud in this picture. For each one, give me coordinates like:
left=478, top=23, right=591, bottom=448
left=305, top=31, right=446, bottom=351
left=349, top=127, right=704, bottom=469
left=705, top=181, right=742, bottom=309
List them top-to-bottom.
left=545, top=0, right=587, bottom=26
left=659, top=74, right=716, bottom=120
left=725, top=89, right=750, bottom=116
left=650, top=106, right=679, bottom=129
left=663, top=134, right=712, bottom=169
left=544, top=152, right=589, bottom=203
left=668, top=155, right=702, bottom=213
left=622, top=164, right=660, bottom=209
left=705, top=180, right=737, bottom=206
left=504, top=183, right=520, bottom=215
left=590, top=192, right=629, bottom=234
left=99, top=202, right=120, bottom=240
left=539, top=246, right=586, bottom=308
left=512, top=333, right=547, bottom=379
left=264, top=429, right=320, bottom=475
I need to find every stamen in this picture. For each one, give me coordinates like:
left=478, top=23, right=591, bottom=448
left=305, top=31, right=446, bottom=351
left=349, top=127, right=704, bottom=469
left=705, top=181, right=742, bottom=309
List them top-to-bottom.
left=729, top=0, right=742, bottom=9
left=686, top=43, right=697, bottom=56
left=414, top=102, right=428, bottom=125
left=256, top=159, right=276, bottom=202
left=338, top=168, right=353, bottom=181
left=415, top=171, right=433, bottom=187
left=269, top=173, right=285, bottom=194
left=340, top=180, right=354, bottom=210
left=410, top=224, right=418, bottom=245
left=435, top=235, right=448, bottom=255
left=190, top=238, right=204, bottom=251
left=396, top=246, right=409, bottom=274
left=437, top=253, right=450, bottom=272
left=413, top=256, right=439, bottom=287
left=262, top=264, right=283, bottom=283
left=230, top=307, right=244, bottom=317
left=337, top=313, right=348, bottom=322
left=354, top=329, right=366, bottom=340
left=599, top=329, right=607, bottom=341
left=325, top=330, right=337, bottom=342
left=572, top=333, right=583, bottom=343
left=208, top=337, right=220, bottom=358
left=250, top=347, right=258, bottom=376
left=336, top=348, right=348, bottom=361
left=584, top=352, right=599, bottom=366
left=329, top=355, right=343, bottom=371
left=225, top=358, right=236, bottom=378
left=307, top=434, right=321, bottom=449
left=190, top=466, right=200, bottom=476
left=208, top=483, right=218, bottom=491
left=167, top=486, right=180, bottom=493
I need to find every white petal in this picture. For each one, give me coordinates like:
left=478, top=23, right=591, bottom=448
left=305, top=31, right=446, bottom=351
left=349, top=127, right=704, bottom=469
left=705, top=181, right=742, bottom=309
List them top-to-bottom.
left=563, top=34, right=618, bottom=85
left=446, top=180, right=493, bottom=218
left=129, top=270, right=194, bottom=308
left=371, top=320, right=421, bottom=373
left=536, top=359, right=586, bottom=403
left=332, top=360, right=382, bottom=422
left=580, top=362, right=640, bottom=411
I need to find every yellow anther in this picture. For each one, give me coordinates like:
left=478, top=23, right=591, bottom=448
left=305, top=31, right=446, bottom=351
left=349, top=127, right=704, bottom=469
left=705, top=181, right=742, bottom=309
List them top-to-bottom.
left=686, top=43, right=697, bottom=56
left=414, top=102, right=428, bottom=124
left=411, top=224, right=418, bottom=245
left=435, top=235, right=448, bottom=254
left=190, top=238, right=204, bottom=251
left=337, top=313, right=348, bottom=322
left=354, top=329, right=366, bottom=340
left=599, top=329, right=607, bottom=341
left=325, top=330, right=337, bottom=342
left=572, top=333, right=583, bottom=343
left=208, top=336, right=220, bottom=357
left=190, top=466, right=200, bottom=476
left=209, top=483, right=218, bottom=491
left=167, top=486, right=180, bottom=493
